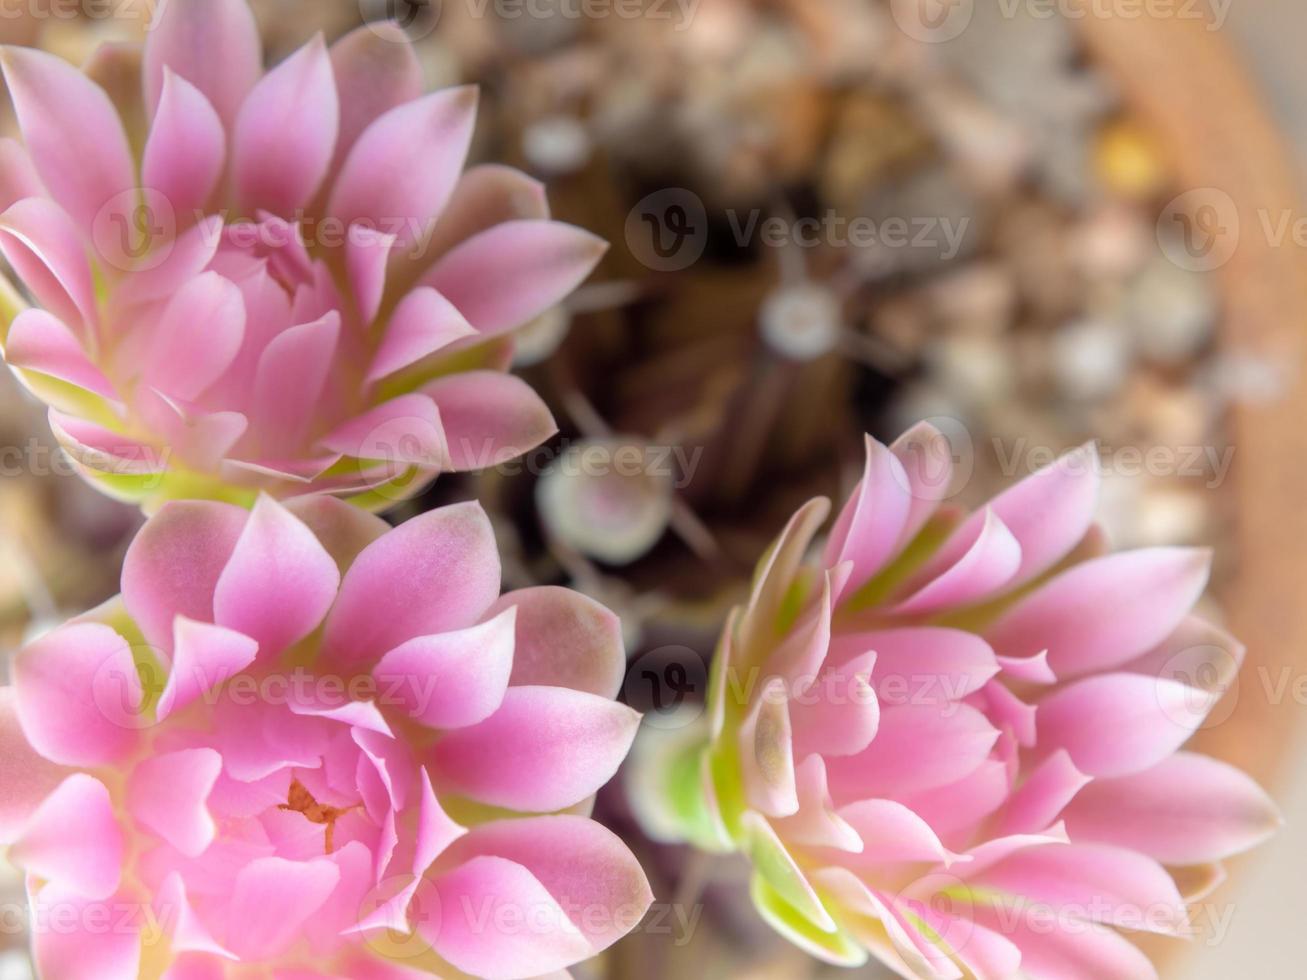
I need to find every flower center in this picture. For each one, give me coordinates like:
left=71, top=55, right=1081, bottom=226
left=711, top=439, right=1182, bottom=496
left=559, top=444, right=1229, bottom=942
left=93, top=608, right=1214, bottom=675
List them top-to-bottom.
left=278, top=778, right=360, bottom=854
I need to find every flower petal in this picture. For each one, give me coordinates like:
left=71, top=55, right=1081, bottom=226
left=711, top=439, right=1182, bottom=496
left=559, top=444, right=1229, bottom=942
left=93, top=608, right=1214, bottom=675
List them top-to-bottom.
left=144, top=0, right=262, bottom=131
left=327, top=22, right=424, bottom=182
left=232, top=36, right=338, bottom=216
left=0, top=46, right=134, bottom=231
left=143, top=70, right=226, bottom=217
left=329, top=87, right=478, bottom=255
left=0, top=197, right=97, bottom=332
left=422, top=220, right=607, bottom=335
left=143, top=271, right=246, bottom=401
left=367, top=286, right=476, bottom=382
left=5, top=308, right=116, bottom=399
left=247, top=312, right=341, bottom=458
left=425, top=370, right=557, bottom=471
left=824, top=435, right=913, bottom=595
left=122, top=500, right=247, bottom=651
left=322, top=502, right=500, bottom=667
left=986, top=548, right=1212, bottom=680
left=484, top=586, right=626, bottom=698
left=372, top=608, right=516, bottom=729
left=157, top=616, right=258, bottom=721
left=12, top=623, right=141, bottom=767
left=1035, top=672, right=1217, bottom=778
left=430, top=686, right=640, bottom=811
left=0, top=687, right=67, bottom=845
left=127, top=748, right=222, bottom=856
left=1063, top=751, right=1281, bottom=864
left=11, top=773, right=123, bottom=899
left=224, top=856, right=341, bottom=960
left=31, top=884, right=141, bottom=980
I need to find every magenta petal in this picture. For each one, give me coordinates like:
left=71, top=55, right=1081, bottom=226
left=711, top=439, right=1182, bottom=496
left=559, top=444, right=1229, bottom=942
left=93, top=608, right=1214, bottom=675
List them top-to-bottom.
left=144, top=0, right=262, bottom=131
left=232, top=36, right=338, bottom=216
left=0, top=46, right=134, bottom=231
left=144, top=70, right=226, bottom=217
left=329, top=87, right=478, bottom=254
left=422, top=220, right=607, bottom=335
left=346, top=225, right=395, bottom=325
left=143, top=271, right=246, bottom=401
left=367, top=287, right=477, bottom=382
left=5, top=308, right=116, bottom=399
left=249, top=312, right=341, bottom=456
left=425, top=370, right=557, bottom=471
left=122, top=500, right=247, bottom=651
left=322, top=501, right=500, bottom=667
left=987, top=548, right=1212, bottom=680
left=485, top=586, right=626, bottom=698
left=373, top=609, right=515, bottom=729
left=157, top=616, right=258, bottom=721
left=13, top=623, right=141, bottom=767
left=1035, top=672, right=1216, bottom=778
left=431, top=686, right=640, bottom=812
left=128, top=748, right=222, bottom=856
left=1063, top=751, right=1281, bottom=864
left=11, top=773, right=124, bottom=899
left=225, top=856, right=340, bottom=960
left=31, top=883, right=141, bottom=980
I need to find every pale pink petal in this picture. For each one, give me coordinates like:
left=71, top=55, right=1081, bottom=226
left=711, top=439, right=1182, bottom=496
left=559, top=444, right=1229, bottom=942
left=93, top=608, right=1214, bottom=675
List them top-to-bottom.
left=144, top=0, right=262, bottom=131
left=327, top=23, right=424, bottom=182
left=232, top=37, right=338, bottom=216
left=0, top=46, right=134, bottom=231
left=143, top=70, right=226, bottom=217
left=329, top=87, right=478, bottom=254
left=0, top=137, right=41, bottom=211
left=0, top=197, right=97, bottom=331
left=113, top=215, right=225, bottom=306
left=422, top=220, right=607, bottom=335
left=346, top=225, right=395, bottom=325
left=143, top=271, right=246, bottom=401
left=367, top=286, right=477, bottom=382
left=5, top=308, right=116, bottom=399
left=248, top=311, right=341, bottom=456
left=424, top=370, right=557, bottom=471
left=319, top=393, right=449, bottom=469
left=49, top=410, right=167, bottom=476
left=889, top=421, right=956, bottom=549
left=823, top=435, right=912, bottom=594
left=282, top=494, right=390, bottom=572
left=122, top=500, right=247, bottom=650
left=322, top=501, right=500, bottom=667
left=890, top=509, right=1021, bottom=615
left=986, top=548, right=1212, bottom=680
left=468, top=591, right=622, bottom=705
left=372, top=608, right=516, bottom=729
left=157, top=616, right=258, bottom=721
left=12, top=623, right=141, bottom=767
left=836, top=627, right=999, bottom=703
left=790, top=651, right=880, bottom=759
left=1035, top=672, right=1216, bottom=778
left=738, top=679, right=799, bottom=818
left=430, top=686, right=640, bottom=812
left=0, top=688, right=67, bottom=845
left=826, top=702, right=999, bottom=802
left=127, top=748, right=222, bottom=856
left=996, top=750, right=1090, bottom=836
left=1063, top=751, right=1281, bottom=864
left=773, top=755, right=861, bottom=851
left=898, top=759, right=1012, bottom=846
left=11, top=774, right=123, bottom=899
left=836, top=798, right=956, bottom=867
left=438, top=815, right=653, bottom=959
left=971, top=842, right=1186, bottom=935
left=425, top=855, right=594, bottom=978
left=224, top=856, right=341, bottom=960
left=156, top=873, right=234, bottom=958
left=31, top=883, right=141, bottom=980
left=971, top=910, right=1157, bottom=980
left=163, top=956, right=226, bottom=980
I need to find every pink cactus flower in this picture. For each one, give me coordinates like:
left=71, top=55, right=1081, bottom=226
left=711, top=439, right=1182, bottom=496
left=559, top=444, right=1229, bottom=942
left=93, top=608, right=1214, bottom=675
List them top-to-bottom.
left=0, top=0, right=606, bottom=511
left=631, top=427, right=1279, bottom=978
left=0, top=495, right=650, bottom=979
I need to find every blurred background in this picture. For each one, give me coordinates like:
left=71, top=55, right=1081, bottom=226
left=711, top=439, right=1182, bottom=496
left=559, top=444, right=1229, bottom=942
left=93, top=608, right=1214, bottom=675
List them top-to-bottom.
left=0, top=0, right=1304, bottom=976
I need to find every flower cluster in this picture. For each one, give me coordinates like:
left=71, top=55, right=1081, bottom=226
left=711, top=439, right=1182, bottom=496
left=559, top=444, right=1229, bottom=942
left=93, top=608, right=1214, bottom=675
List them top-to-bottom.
left=0, top=0, right=604, bottom=511
left=631, top=427, right=1279, bottom=978
left=1, top=495, right=650, bottom=978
